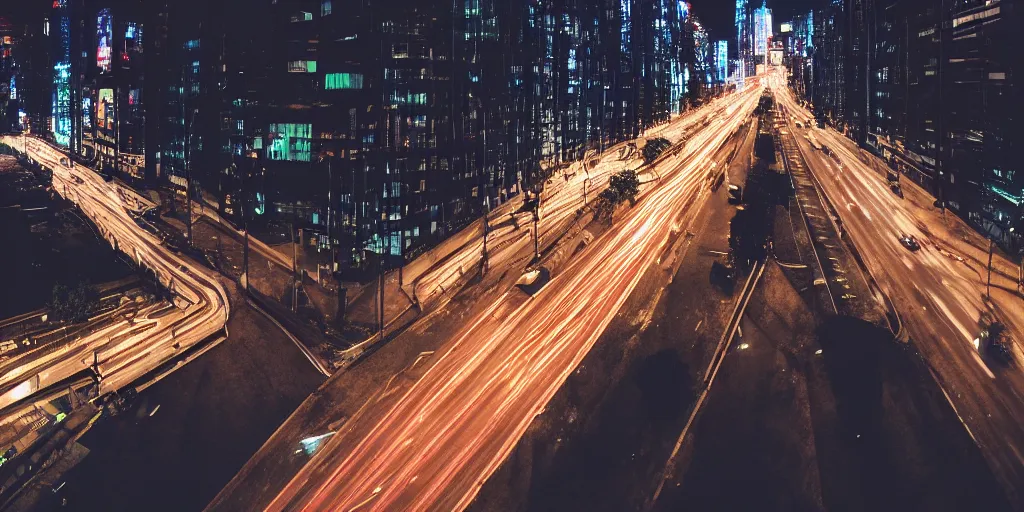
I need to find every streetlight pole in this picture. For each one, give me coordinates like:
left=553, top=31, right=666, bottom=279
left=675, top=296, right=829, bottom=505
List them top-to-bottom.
left=184, top=108, right=198, bottom=246
left=235, top=137, right=251, bottom=292
left=532, top=193, right=540, bottom=261
left=291, top=220, right=298, bottom=312
left=986, top=236, right=995, bottom=301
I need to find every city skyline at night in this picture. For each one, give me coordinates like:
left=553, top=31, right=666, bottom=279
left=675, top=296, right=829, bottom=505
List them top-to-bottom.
left=0, top=0, right=1021, bottom=511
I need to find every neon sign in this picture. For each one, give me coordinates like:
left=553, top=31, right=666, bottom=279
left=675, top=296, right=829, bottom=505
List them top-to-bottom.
left=97, top=9, right=112, bottom=73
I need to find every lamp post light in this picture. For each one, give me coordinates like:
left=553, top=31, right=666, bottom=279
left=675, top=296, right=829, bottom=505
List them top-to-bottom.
left=184, top=107, right=199, bottom=246
left=986, top=236, right=995, bottom=301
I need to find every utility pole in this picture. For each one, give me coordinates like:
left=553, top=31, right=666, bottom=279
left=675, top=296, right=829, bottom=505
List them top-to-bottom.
left=184, top=108, right=198, bottom=246
left=238, top=141, right=251, bottom=292
left=326, top=156, right=335, bottom=276
left=533, top=197, right=540, bottom=261
left=482, top=208, right=490, bottom=271
left=291, top=221, right=298, bottom=312
left=986, top=236, right=995, bottom=300
left=378, top=255, right=385, bottom=340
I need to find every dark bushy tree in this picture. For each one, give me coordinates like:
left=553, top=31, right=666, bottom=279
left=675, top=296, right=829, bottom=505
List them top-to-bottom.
left=642, top=137, right=672, bottom=164
left=594, top=169, right=641, bottom=223
left=50, top=281, right=99, bottom=323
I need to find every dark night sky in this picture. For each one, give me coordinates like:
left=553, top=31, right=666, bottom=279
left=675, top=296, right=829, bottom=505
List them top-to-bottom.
left=692, top=0, right=818, bottom=42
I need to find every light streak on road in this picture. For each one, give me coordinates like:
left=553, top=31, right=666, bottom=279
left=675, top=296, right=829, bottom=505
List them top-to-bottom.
left=264, top=84, right=764, bottom=511
left=409, top=89, right=760, bottom=310
left=0, top=136, right=230, bottom=411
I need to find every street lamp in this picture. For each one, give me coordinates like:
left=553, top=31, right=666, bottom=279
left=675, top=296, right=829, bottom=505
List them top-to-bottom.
left=184, top=107, right=199, bottom=246
left=986, top=235, right=995, bottom=301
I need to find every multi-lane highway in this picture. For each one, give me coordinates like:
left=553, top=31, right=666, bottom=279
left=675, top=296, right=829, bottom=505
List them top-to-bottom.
left=769, top=71, right=1024, bottom=508
left=259, top=82, right=764, bottom=511
left=407, top=90, right=757, bottom=310
left=0, top=136, right=230, bottom=411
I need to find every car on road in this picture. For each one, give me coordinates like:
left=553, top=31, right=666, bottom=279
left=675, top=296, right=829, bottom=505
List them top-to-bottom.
left=727, top=184, right=743, bottom=204
left=898, top=234, right=921, bottom=251
left=516, top=267, right=550, bottom=296
left=980, top=322, right=1015, bottom=366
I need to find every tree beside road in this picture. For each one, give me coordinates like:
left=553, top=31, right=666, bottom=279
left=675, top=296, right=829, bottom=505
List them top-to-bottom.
left=642, top=137, right=672, bottom=164
left=595, top=169, right=641, bottom=223
left=49, top=281, right=99, bottom=323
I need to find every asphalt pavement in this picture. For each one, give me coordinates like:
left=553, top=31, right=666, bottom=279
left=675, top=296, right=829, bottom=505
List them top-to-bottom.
left=209, top=83, right=766, bottom=511
left=655, top=97, right=1009, bottom=510
left=470, top=107, right=758, bottom=512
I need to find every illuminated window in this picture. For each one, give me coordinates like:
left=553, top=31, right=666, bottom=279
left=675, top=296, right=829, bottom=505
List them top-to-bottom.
left=321, top=0, right=332, bottom=15
left=288, top=60, right=317, bottom=73
left=325, top=73, right=363, bottom=89
left=388, top=92, right=427, bottom=105
left=267, top=123, right=313, bottom=162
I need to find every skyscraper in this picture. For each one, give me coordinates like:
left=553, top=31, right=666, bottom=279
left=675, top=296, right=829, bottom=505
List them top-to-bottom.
left=51, top=0, right=72, bottom=148
left=735, top=0, right=753, bottom=77
left=753, top=1, right=772, bottom=61
left=715, top=40, right=729, bottom=83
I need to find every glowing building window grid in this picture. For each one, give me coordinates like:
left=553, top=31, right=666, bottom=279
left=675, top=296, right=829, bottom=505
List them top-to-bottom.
left=620, top=0, right=630, bottom=55
left=716, top=41, right=729, bottom=82
left=288, top=60, right=317, bottom=73
left=52, top=62, right=71, bottom=147
left=325, top=73, right=363, bottom=89
left=389, top=92, right=427, bottom=105
left=267, top=123, right=313, bottom=162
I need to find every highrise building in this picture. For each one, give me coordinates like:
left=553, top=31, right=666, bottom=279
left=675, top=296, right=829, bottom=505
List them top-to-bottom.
left=18, top=0, right=715, bottom=281
left=51, top=0, right=73, bottom=148
left=736, top=0, right=754, bottom=77
left=800, top=0, right=1021, bottom=249
left=865, top=0, right=906, bottom=167
left=944, top=0, right=1020, bottom=242
left=753, top=1, right=772, bottom=62
left=787, top=12, right=814, bottom=101
left=0, top=17, right=18, bottom=133
left=715, top=40, right=729, bottom=83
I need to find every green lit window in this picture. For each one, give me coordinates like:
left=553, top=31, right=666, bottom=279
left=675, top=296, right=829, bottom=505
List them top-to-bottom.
left=325, top=73, right=364, bottom=89
left=267, top=123, right=312, bottom=162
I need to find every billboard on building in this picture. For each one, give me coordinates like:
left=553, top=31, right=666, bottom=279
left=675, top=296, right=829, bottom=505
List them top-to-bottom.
left=97, top=9, right=113, bottom=73
left=780, top=23, right=792, bottom=33
left=716, top=41, right=729, bottom=82
left=97, top=88, right=113, bottom=130
left=82, top=97, right=91, bottom=129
